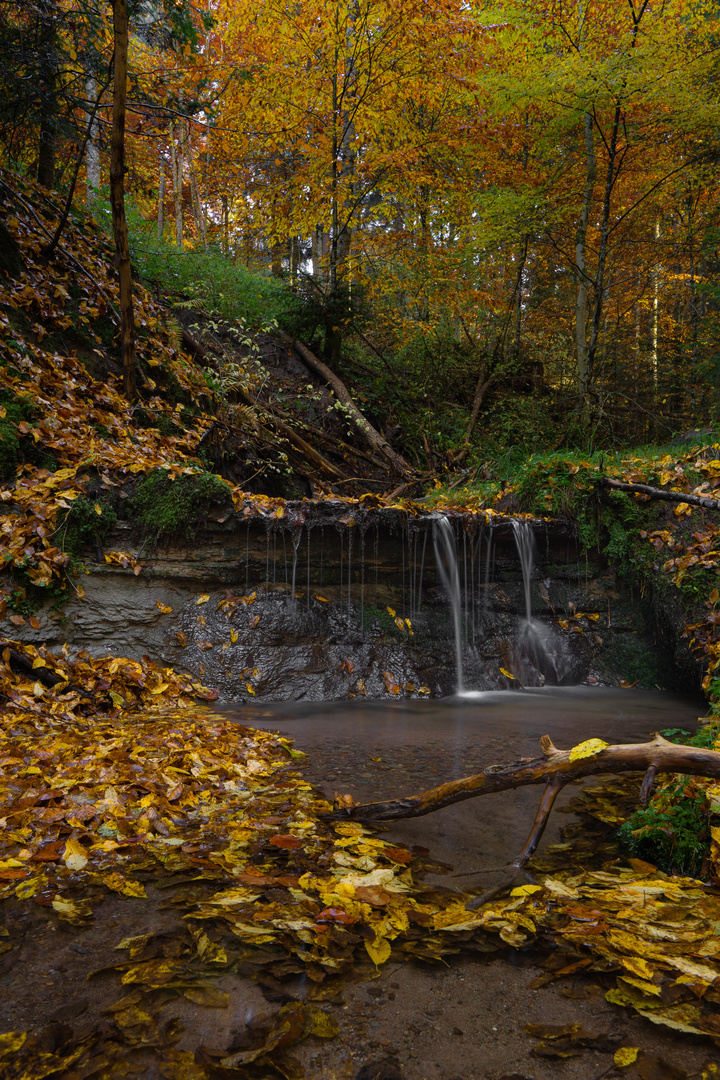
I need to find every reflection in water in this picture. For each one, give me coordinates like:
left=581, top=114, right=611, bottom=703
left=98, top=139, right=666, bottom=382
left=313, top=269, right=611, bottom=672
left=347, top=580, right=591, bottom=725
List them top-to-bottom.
left=227, top=686, right=702, bottom=777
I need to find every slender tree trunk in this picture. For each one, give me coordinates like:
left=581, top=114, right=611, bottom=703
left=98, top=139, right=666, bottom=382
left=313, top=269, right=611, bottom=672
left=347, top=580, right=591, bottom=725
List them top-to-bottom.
left=37, top=0, right=57, bottom=188
left=110, top=0, right=136, bottom=401
left=42, top=70, right=111, bottom=258
left=85, top=76, right=101, bottom=200
left=587, top=105, right=621, bottom=378
left=575, top=111, right=597, bottom=422
left=169, top=120, right=183, bottom=249
left=182, top=122, right=207, bottom=250
left=157, top=154, right=165, bottom=241
left=222, top=194, right=229, bottom=255
left=688, top=205, right=698, bottom=417
left=652, top=219, right=661, bottom=395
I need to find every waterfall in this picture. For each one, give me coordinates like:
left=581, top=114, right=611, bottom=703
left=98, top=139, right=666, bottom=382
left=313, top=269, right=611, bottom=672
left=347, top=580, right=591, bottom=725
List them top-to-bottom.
left=433, top=517, right=464, bottom=693
left=510, top=520, right=566, bottom=685
left=511, top=520, right=535, bottom=621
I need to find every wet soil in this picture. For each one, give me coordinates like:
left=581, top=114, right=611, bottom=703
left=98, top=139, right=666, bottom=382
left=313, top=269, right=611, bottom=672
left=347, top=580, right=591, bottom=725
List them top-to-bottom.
left=2, top=688, right=718, bottom=1079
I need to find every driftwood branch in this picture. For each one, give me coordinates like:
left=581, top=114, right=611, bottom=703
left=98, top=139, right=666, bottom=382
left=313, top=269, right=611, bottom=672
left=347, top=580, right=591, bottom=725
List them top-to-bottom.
left=285, top=336, right=415, bottom=478
left=600, top=476, right=720, bottom=511
left=327, top=734, right=720, bottom=909
left=329, top=734, right=720, bottom=822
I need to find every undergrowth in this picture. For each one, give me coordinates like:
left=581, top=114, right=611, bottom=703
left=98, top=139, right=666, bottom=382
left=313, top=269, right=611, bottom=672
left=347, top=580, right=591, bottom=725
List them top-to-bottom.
left=92, top=195, right=304, bottom=334
left=616, top=720, right=720, bottom=878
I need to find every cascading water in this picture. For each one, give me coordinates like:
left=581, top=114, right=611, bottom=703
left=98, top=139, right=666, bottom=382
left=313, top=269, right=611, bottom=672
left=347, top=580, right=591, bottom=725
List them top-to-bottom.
left=433, top=516, right=465, bottom=693
left=510, top=520, right=567, bottom=685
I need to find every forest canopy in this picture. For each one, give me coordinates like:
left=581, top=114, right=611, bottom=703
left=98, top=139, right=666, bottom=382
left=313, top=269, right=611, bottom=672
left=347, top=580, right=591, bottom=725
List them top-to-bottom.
left=2, top=0, right=720, bottom=461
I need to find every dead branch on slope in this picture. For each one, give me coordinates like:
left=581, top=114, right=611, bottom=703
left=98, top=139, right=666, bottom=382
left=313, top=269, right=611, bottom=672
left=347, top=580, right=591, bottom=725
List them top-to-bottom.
left=283, top=335, right=415, bottom=478
left=599, top=476, right=720, bottom=511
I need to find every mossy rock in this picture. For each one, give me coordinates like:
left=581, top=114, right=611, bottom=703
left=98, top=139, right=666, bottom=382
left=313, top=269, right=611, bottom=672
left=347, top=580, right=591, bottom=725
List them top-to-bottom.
left=0, top=390, right=42, bottom=480
left=131, top=469, right=233, bottom=540
left=59, top=493, right=119, bottom=557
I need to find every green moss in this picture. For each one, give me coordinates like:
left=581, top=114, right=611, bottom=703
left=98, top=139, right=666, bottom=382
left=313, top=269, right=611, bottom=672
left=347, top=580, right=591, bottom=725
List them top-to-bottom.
left=0, top=389, right=39, bottom=480
left=131, top=469, right=232, bottom=540
left=60, top=495, right=118, bottom=556
left=597, top=631, right=665, bottom=689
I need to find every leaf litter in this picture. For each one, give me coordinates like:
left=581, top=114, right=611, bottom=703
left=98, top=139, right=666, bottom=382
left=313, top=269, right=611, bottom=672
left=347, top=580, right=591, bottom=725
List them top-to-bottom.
left=1, top=656, right=720, bottom=1076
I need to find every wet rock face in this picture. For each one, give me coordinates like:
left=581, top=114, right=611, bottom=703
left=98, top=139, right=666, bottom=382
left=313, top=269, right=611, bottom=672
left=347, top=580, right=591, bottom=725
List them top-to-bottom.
left=6, top=510, right=701, bottom=700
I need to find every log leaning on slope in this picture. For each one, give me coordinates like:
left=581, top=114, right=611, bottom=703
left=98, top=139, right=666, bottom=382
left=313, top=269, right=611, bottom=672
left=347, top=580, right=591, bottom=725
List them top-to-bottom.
left=284, top=335, right=415, bottom=479
left=327, top=734, right=720, bottom=907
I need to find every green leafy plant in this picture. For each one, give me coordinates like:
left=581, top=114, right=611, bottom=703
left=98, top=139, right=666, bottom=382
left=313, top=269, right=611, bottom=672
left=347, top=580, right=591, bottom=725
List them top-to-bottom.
left=618, top=779, right=710, bottom=878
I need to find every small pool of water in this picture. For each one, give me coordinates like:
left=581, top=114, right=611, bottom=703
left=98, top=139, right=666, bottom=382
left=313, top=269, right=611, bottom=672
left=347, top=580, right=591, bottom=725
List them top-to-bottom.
left=222, top=687, right=704, bottom=880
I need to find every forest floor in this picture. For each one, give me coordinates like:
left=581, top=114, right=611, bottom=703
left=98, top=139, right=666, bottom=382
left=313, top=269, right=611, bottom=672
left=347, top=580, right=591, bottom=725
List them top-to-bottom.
left=1, top=171, right=720, bottom=1079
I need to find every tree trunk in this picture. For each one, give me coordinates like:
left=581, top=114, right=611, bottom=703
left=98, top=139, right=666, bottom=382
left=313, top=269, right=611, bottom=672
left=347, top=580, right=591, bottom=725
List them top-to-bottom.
left=37, top=0, right=57, bottom=189
left=110, top=0, right=136, bottom=401
left=85, top=76, right=101, bottom=200
left=588, top=105, right=621, bottom=377
left=575, top=111, right=596, bottom=422
left=170, top=119, right=183, bottom=249
left=157, top=154, right=165, bottom=241
left=222, top=194, right=229, bottom=255
left=288, top=336, right=415, bottom=478
left=328, top=733, right=720, bottom=823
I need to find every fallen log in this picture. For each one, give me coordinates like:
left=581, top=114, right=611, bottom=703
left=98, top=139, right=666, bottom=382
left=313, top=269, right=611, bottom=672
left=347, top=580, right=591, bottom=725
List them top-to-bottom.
left=283, top=335, right=415, bottom=478
left=599, top=476, right=720, bottom=511
left=327, top=734, right=720, bottom=907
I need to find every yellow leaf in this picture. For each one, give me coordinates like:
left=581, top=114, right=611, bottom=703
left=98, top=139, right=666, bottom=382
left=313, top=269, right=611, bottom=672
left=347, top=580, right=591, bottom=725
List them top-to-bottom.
left=673, top=502, right=690, bottom=516
left=94, top=503, right=102, bottom=515
left=76, top=584, right=85, bottom=599
left=196, top=594, right=210, bottom=605
left=316, top=595, right=329, bottom=602
left=156, top=600, right=173, bottom=613
left=386, top=606, right=396, bottom=617
left=230, top=629, right=238, bottom=643
left=499, top=667, right=517, bottom=680
left=150, top=683, right=170, bottom=694
left=569, top=738, right=608, bottom=762
left=63, top=839, right=88, bottom=871
left=104, top=872, right=146, bottom=898
left=15, top=877, right=38, bottom=899
left=510, top=884, right=543, bottom=896
left=52, top=895, right=91, bottom=921
left=365, top=935, right=392, bottom=966
left=182, top=986, right=230, bottom=1008
left=0, top=1033, right=27, bottom=1058
left=614, top=1048, right=640, bottom=1068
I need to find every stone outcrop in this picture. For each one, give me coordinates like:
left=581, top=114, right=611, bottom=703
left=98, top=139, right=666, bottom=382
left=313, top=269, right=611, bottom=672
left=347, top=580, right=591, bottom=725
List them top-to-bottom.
left=4, top=508, right=702, bottom=701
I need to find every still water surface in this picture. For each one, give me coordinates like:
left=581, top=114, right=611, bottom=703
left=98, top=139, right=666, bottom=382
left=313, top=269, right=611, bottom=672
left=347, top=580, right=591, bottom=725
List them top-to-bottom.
left=226, top=687, right=704, bottom=877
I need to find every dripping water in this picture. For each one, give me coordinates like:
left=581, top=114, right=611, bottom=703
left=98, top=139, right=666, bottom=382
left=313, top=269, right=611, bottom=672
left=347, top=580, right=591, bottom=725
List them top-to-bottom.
left=483, top=524, right=494, bottom=612
left=289, top=526, right=302, bottom=607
